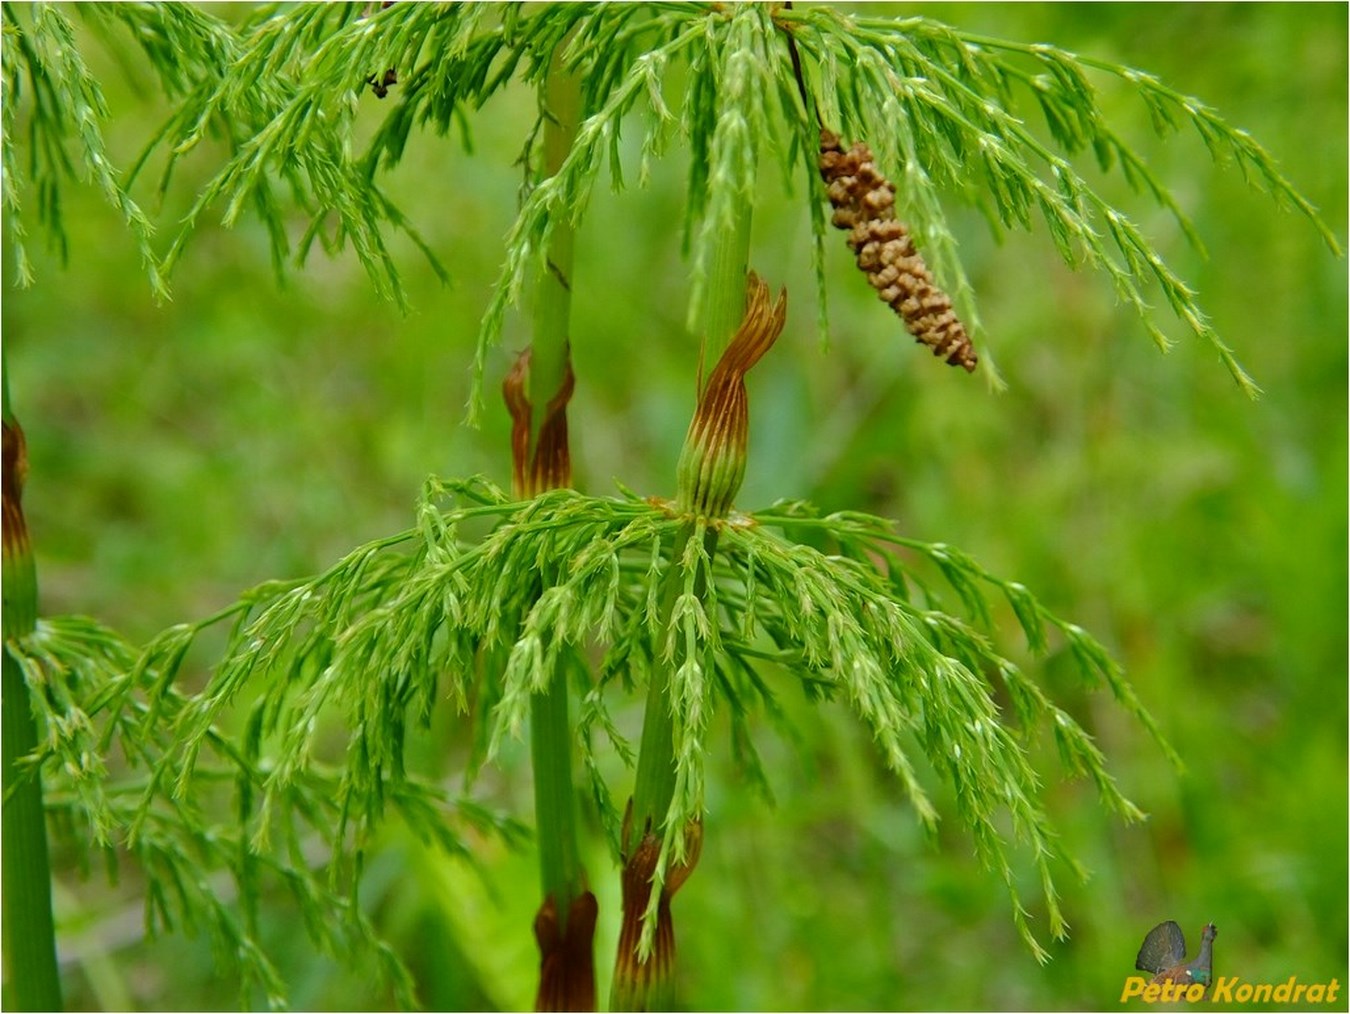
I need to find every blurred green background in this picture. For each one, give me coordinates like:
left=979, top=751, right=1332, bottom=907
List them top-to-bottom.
left=4, top=3, right=1345, bottom=1010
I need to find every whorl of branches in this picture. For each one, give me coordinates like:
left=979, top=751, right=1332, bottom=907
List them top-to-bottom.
left=5, top=5, right=1336, bottom=401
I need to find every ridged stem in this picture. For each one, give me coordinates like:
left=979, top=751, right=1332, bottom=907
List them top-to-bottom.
left=527, top=47, right=594, bottom=1013
left=530, top=52, right=579, bottom=441
left=636, top=129, right=757, bottom=837
left=614, top=145, right=756, bottom=1012
left=696, top=209, right=756, bottom=395
left=2, top=364, right=63, bottom=1012
left=627, top=523, right=721, bottom=840
left=614, top=524, right=716, bottom=1013
left=627, top=524, right=694, bottom=847
left=531, top=665, right=582, bottom=925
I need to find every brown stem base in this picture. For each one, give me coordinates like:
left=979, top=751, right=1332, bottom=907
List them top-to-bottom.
left=610, top=815, right=702, bottom=1012
left=534, top=890, right=599, bottom=1012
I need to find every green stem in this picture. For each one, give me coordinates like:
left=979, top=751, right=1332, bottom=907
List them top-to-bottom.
left=530, top=28, right=584, bottom=918
left=529, top=31, right=583, bottom=912
left=527, top=45, right=594, bottom=1014
left=529, top=52, right=580, bottom=438
left=632, top=106, right=755, bottom=852
left=615, top=136, right=756, bottom=1012
left=696, top=209, right=755, bottom=395
left=2, top=366, right=63, bottom=1012
left=627, top=522, right=722, bottom=848
left=612, top=524, right=716, bottom=1014
left=626, top=525, right=693, bottom=848
left=1, top=654, right=60, bottom=1012
left=531, top=664, right=582, bottom=909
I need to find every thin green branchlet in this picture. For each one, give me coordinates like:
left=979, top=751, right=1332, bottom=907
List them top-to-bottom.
left=0, top=4, right=166, bottom=296
left=0, top=429, right=1167, bottom=1001
left=31, top=440, right=1090, bottom=1007
left=5, top=477, right=527, bottom=1007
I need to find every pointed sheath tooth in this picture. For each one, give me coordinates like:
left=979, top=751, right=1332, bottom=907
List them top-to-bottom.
left=503, top=351, right=533, bottom=498
left=533, top=360, right=575, bottom=493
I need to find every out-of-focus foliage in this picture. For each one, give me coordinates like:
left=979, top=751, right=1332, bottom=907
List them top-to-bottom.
left=2, top=2, right=1344, bottom=1011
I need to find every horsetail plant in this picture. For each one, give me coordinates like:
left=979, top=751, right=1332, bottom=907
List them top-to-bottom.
left=1, top=2, right=1340, bottom=1009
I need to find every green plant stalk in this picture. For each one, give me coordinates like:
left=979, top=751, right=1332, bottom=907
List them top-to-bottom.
left=527, top=46, right=592, bottom=1011
left=530, top=74, right=576, bottom=448
left=630, top=142, right=755, bottom=848
left=616, top=151, right=755, bottom=1012
left=696, top=209, right=756, bottom=394
left=2, top=368, right=63, bottom=1012
left=627, top=519, right=723, bottom=844
left=613, top=523, right=715, bottom=1014
left=626, top=525, right=693, bottom=848
left=0, top=654, right=60, bottom=1013
left=531, top=664, right=583, bottom=913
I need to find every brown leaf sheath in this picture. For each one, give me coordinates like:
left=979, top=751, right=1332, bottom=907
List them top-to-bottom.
left=819, top=129, right=978, bottom=372
left=676, top=273, right=788, bottom=518
left=503, top=347, right=576, bottom=498
left=2, top=419, right=30, bottom=561
left=611, top=814, right=703, bottom=1011
left=534, top=890, right=600, bottom=1012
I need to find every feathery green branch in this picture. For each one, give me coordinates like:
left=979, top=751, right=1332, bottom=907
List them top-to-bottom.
left=128, top=475, right=1161, bottom=962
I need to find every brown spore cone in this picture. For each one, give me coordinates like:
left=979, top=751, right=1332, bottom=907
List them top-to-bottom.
left=819, top=128, right=978, bottom=372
